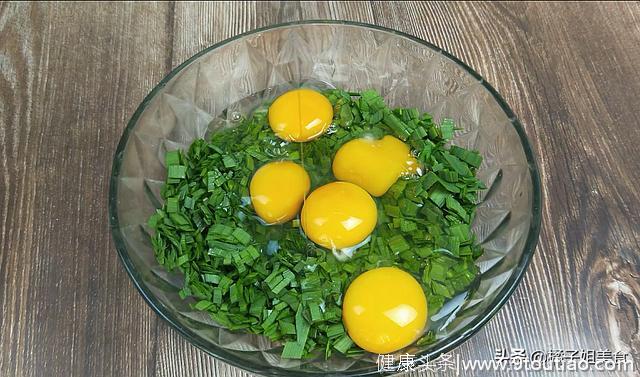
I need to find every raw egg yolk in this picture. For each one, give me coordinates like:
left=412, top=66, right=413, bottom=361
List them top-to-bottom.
left=268, top=88, right=334, bottom=142
left=332, top=135, right=419, bottom=197
left=249, top=161, right=310, bottom=224
left=300, top=182, right=377, bottom=250
left=342, top=267, right=428, bottom=354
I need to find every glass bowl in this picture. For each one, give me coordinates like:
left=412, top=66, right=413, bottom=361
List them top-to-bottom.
left=109, top=20, right=541, bottom=376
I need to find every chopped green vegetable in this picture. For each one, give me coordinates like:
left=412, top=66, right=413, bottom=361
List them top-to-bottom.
left=149, top=88, right=484, bottom=360
left=165, top=150, right=181, bottom=166
left=222, top=155, right=238, bottom=168
left=167, top=165, right=186, bottom=179
left=166, top=197, right=179, bottom=213
left=231, top=228, right=252, bottom=245
left=388, top=235, right=411, bottom=253
left=295, top=305, right=310, bottom=346
left=326, top=323, right=345, bottom=339
left=333, top=334, right=355, bottom=354
left=281, top=341, right=306, bottom=359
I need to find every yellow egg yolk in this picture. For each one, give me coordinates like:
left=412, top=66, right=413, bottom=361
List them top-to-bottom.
left=268, top=88, right=334, bottom=142
left=332, top=135, right=420, bottom=197
left=249, top=161, right=310, bottom=224
left=300, top=182, right=377, bottom=250
left=342, top=267, right=428, bottom=354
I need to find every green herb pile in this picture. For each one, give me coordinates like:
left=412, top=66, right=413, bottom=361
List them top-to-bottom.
left=148, top=88, right=485, bottom=359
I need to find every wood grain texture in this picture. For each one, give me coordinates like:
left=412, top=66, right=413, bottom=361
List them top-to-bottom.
left=1, top=2, right=638, bottom=376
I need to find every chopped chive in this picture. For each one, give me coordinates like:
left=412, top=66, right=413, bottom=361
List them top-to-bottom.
left=149, top=87, right=485, bottom=360
left=383, top=110, right=412, bottom=140
left=440, top=118, right=455, bottom=140
left=165, top=150, right=181, bottom=166
left=222, top=155, right=238, bottom=168
left=167, top=165, right=186, bottom=179
left=429, top=185, right=449, bottom=207
left=445, top=196, right=469, bottom=221
left=166, top=197, right=179, bottom=213
left=399, top=198, right=419, bottom=217
left=383, top=204, right=402, bottom=218
left=400, top=219, right=418, bottom=233
left=232, top=228, right=252, bottom=245
left=388, top=235, right=410, bottom=253
left=245, top=245, right=260, bottom=260
left=177, top=254, right=189, bottom=266
left=202, top=274, right=220, bottom=284
left=271, top=276, right=291, bottom=295
left=229, top=284, right=238, bottom=303
left=212, top=287, right=223, bottom=304
left=194, top=300, right=213, bottom=311
left=309, top=303, right=323, bottom=322
left=295, top=305, right=310, bottom=346
left=280, top=321, right=297, bottom=335
left=326, top=324, right=345, bottom=339
left=333, top=335, right=354, bottom=354
left=281, top=341, right=305, bottom=359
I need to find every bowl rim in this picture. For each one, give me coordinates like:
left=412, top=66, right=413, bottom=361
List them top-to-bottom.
left=108, top=19, right=542, bottom=376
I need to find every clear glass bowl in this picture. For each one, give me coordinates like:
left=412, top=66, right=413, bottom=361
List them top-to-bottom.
left=109, top=21, right=541, bottom=376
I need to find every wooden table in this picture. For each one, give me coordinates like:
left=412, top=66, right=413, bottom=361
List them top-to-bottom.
left=1, top=2, right=638, bottom=376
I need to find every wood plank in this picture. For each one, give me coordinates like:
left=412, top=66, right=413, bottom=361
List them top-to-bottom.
left=0, top=2, right=172, bottom=377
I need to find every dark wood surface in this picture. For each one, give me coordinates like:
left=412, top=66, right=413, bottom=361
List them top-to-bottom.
left=1, top=2, right=639, bottom=376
